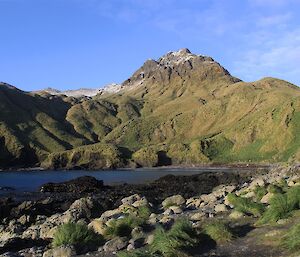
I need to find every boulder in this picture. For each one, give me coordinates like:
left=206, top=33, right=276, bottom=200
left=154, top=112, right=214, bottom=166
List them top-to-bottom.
left=260, top=192, right=274, bottom=204
left=121, top=194, right=141, bottom=205
left=200, top=194, right=217, bottom=204
left=162, top=195, right=185, bottom=209
left=186, top=198, right=202, bottom=209
left=215, top=204, right=227, bottom=213
left=169, top=206, right=183, bottom=214
left=229, top=210, right=244, bottom=219
left=190, top=212, right=206, bottom=221
left=88, top=219, right=107, bottom=236
left=103, top=237, right=128, bottom=252
left=43, top=245, right=76, bottom=257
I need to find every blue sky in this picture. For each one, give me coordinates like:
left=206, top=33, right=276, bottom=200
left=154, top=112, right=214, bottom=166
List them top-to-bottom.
left=0, top=0, right=299, bottom=91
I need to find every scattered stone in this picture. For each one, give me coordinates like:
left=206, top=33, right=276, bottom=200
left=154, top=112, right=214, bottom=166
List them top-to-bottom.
left=103, top=237, right=128, bottom=252
left=42, top=245, right=76, bottom=257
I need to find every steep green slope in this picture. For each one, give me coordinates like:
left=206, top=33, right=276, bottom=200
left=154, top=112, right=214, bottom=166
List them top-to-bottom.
left=1, top=49, right=300, bottom=169
left=0, top=83, right=88, bottom=167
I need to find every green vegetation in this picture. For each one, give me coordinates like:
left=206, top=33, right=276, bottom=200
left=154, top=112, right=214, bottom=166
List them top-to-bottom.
left=1, top=53, right=300, bottom=169
left=42, top=143, right=125, bottom=169
left=132, top=147, right=158, bottom=167
left=267, top=184, right=282, bottom=194
left=254, top=186, right=267, bottom=201
left=259, top=186, right=300, bottom=224
left=227, top=193, right=265, bottom=217
left=104, top=215, right=145, bottom=239
left=118, top=218, right=199, bottom=257
left=150, top=218, right=198, bottom=257
left=204, top=220, right=233, bottom=243
left=52, top=222, right=103, bottom=249
left=282, top=222, right=300, bottom=252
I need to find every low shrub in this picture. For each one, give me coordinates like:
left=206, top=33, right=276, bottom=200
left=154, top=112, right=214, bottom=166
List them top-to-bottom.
left=227, top=193, right=265, bottom=217
left=150, top=218, right=198, bottom=257
left=204, top=221, right=233, bottom=243
left=52, top=222, right=103, bottom=250
left=282, top=222, right=300, bottom=252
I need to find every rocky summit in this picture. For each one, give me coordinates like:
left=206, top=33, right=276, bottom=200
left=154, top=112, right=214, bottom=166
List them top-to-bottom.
left=0, top=49, right=300, bottom=169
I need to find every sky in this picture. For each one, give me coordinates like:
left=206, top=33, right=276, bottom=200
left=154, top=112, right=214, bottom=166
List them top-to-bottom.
left=0, top=0, right=300, bottom=91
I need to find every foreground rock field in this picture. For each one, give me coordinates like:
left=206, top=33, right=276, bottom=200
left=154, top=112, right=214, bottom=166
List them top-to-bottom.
left=1, top=165, right=300, bottom=257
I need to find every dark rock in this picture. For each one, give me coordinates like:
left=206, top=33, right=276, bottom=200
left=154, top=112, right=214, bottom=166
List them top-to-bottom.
left=39, top=176, right=106, bottom=193
left=0, top=237, right=49, bottom=254
left=103, top=237, right=128, bottom=252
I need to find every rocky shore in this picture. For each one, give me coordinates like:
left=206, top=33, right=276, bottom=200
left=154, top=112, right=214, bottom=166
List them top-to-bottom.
left=1, top=165, right=300, bottom=257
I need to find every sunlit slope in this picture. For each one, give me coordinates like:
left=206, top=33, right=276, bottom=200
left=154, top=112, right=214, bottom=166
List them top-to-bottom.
left=1, top=49, right=300, bottom=168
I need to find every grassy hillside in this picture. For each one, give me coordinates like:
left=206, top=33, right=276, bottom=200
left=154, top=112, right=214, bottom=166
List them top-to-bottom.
left=1, top=49, right=300, bottom=169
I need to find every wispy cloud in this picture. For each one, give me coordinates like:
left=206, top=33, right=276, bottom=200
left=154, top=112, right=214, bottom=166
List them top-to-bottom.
left=233, top=29, right=300, bottom=85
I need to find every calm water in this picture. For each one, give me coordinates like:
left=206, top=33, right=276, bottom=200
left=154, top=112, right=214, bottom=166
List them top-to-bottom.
left=0, top=167, right=249, bottom=193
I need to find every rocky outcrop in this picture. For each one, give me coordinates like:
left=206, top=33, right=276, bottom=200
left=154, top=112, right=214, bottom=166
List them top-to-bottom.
left=40, top=176, right=106, bottom=193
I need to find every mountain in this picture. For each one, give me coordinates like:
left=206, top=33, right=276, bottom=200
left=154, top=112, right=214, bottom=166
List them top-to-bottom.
left=1, top=49, right=300, bottom=169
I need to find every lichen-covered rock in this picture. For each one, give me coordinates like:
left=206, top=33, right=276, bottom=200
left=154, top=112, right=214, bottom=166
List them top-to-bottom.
left=162, top=195, right=185, bottom=209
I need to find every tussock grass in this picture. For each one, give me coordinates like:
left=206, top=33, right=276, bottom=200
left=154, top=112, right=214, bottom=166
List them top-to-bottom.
left=254, top=186, right=267, bottom=201
left=259, top=186, right=300, bottom=224
left=227, top=193, right=265, bottom=217
left=104, top=215, right=144, bottom=239
left=150, top=218, right=198, bottom=257
left=204, top=221, right=233, bottom=243
left=52, top=222, right=103, bottom=249
left=282, top=222, right=300, bottom=252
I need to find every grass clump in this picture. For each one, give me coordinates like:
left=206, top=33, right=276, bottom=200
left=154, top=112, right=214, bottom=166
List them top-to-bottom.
left=267, top=184, right=282, bottom=194
left=254, top=186, right=267, bottom=201
left=259, top=186, right=300, bottom=224
left=227, top=193, right=265, bottom=217
left=104, top=215, right=143, bottom=239
left=150, top=218, right=198, bottom=257
left=204, top=221, right=233, bottom=243
left=52, top=222, right=103, bottom=250
left=282, top=222, right=300, bottom=252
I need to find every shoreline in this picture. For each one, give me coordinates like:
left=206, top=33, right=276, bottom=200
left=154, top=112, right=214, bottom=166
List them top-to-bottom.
left=0, top=162, right=273, bottom=173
